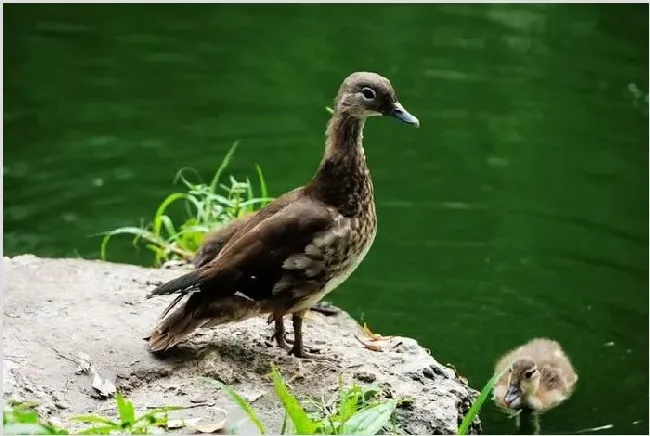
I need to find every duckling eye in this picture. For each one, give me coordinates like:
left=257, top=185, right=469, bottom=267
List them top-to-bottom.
left=361, top=87, right=376, bottom=100
left=524, top=370, right=534, bottom=379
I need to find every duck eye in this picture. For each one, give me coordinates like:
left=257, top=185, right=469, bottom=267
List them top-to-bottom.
left=361, top=87, right=376, bottom=100
left=524, top=370, right=534, bottom=379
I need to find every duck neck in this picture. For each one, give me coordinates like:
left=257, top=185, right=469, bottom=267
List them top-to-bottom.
left=308, top=112, right=375, bottom=217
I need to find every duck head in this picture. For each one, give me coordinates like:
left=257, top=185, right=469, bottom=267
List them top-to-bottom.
left=333, top=71, right=419, bottom=127
left=504, top=357, right=542, bottom=409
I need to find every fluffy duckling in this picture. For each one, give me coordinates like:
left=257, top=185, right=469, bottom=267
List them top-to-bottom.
left=493, top=338, right=578, bottom=411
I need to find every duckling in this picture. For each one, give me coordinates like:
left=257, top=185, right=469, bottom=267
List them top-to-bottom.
left=145, top=72, right=419, bottom=359
left=493, top=338, right=578, bottom=411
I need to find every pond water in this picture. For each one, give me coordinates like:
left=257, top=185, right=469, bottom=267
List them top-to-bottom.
left=4, top=4, right=648, bottom=434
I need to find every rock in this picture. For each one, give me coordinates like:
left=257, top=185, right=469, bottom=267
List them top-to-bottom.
left=2, top=255, right=481, bottom=434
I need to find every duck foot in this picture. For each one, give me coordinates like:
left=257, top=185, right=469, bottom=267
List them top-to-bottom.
left=286, top=311, right=335, bottom=361
left=269, top=319, right=292, bottom=352
left=288, top=346, right=335, bottom=361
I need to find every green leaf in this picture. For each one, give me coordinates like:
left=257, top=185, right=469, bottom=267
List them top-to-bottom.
left=209, top=141, right=239, bottom=193
left=255, top=164, right=269, bottom=206
left=153, top=193, right=188, bottom=235
left=270, top=363, right=317, bottom=435
left=457, top=368, right=508, bottom=435
left=201, top=377, right=266, bottom=435
left=337, top=385, right=363, bottom=423
left=115, top=393, right=135, bottom=425
left=339, top=400, right=397, bottom=435
left=12, top=409, right=40, bottom=424
left=279, top=411, right=288, bottom=435
left=70, top=415, right=117, bottom=426
left=2, top=423, right=59, bottom=435
left=76, top=424, right=117, bottom=435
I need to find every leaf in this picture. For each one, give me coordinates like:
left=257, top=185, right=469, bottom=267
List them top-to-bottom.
left=209, top=141, right=239, bottom=193
left=255, top=164, right=269, bottom=206
left=153, top=193, right=188, bottom=235
left=270, top=363, right=317, bottom=435
left=457, top=368, right=508, bottom=435
left=201, top=377, right=266, bottom=435
left=337, top=385, right=363, bottom=423
left=115, top=393, right=135, bottom=425
left=339, top=400, right=397, bottom=435
left=279, top=411, right=288, bottom=435
left=70, top=415, right=117, bottom=426
left=166, top=418, right=201, bottom=429
left=192, top=419, right=227, bottom=433
left=2, top=423, right=59, bottom=435
left=76, top=424, right=116, bottom=435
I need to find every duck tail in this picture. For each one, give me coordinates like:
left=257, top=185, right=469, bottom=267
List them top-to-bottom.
left=146, top=269, right=203, bottom=298
left=147, top=293, right=205, bottom=352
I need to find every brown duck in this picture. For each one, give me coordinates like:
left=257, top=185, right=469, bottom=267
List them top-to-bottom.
left=146, top=72, right=419, bottom=359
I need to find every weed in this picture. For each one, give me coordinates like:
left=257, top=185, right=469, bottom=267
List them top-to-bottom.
left=99, top=142, right=272, bottom=266
left=203, top=362, right=398, bottom=435
left=457, top=368, right=508, bottom=435
left=4, top=395, right=186, bottom=435
left=3, top=401, right=67, bottom=435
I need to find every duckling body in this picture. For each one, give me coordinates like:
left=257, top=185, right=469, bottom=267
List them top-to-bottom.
left=145, top=72, right=419, bottom=359
left=494, top=338, right=578, bottom=411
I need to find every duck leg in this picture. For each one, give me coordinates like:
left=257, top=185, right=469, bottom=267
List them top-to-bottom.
left=288, top=311, right=334, bottom=360
left=271, top=318, right=292, bottom=351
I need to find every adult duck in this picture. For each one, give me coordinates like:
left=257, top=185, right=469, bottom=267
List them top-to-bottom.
left=145, top=72, right=419, bottom=359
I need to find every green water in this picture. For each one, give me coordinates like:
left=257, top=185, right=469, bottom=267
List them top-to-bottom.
left=4, top=4, right=648, bottom=434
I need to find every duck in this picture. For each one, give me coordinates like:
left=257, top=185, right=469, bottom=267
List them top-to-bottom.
left=145, top=72, right=419, bottom=359
left=193, top=218, right=343, bottom=318
left=493, top=338, right=578, bottom=412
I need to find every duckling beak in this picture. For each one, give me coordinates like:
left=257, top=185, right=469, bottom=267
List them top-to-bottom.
left=389, top=102, right=420, bottom=128
left=504, top=385, right=521, bottom=409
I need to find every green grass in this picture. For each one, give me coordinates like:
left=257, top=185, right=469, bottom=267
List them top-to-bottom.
left=99, top=142, right=273, bottom=266
left=203, top=362, right=399, bottom=435
left=457, top=367, right=508, bottom=435
left=3, top=395, right=186, bottom=435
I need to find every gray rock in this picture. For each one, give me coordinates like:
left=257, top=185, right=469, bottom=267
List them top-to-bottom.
left=2, top=255, right=481, bottom=434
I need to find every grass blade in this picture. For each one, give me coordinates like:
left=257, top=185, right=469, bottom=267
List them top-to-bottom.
left=209, top=141, right=239, bottom=193
left=153, top=193, right=188, bottom=235
left=270, top=363, right=316, bottom=435
left=457, top=368, right=508, bottom=435
left=201, top=377, right=266, bottom=435
left=115, top=393, right=135, bottom=426
left=339, top=400, right=397, bottom=435
left=279, top=411, right=288, bottom=435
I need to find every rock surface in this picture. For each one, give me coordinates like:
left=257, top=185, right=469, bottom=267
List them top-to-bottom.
left=3, top=255, right=480, bottom=434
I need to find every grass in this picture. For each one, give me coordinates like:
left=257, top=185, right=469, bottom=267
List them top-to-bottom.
left=99, top=142, right=273, bottom=266
left=203, top=362, right=400, bottom=435
left=5, top=365, right=401, bottom=435
left=456, top=368, right=508, bottom=435
left=3, top=394, right=185, bottom=435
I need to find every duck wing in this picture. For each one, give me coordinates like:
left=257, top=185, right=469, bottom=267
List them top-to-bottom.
left=191, top=212, right=256, bottom=268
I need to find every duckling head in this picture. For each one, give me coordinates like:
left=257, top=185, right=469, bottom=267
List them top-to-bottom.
left=333, top=72, right=419, bottom=128
left=504, top=357, right=541, bottom=409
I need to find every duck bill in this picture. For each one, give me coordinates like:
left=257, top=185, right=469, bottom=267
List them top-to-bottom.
left=389, top=102, right=420, bottom=128
left=504, top=385, right=521, bottom=408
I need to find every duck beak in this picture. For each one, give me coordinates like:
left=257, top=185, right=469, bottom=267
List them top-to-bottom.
left=389, top=102, right=420, bottom=128
left=504, top=385, right=521, bottom=409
